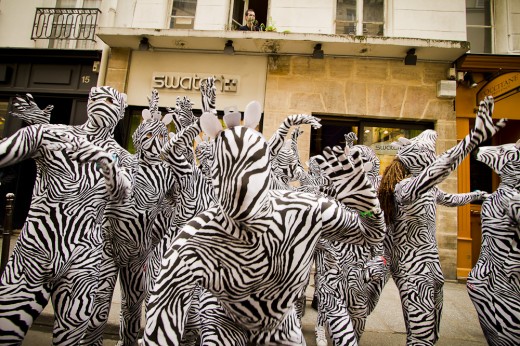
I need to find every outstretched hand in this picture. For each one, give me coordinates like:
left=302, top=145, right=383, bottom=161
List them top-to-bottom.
left=11, top=94, right=53, bottom=125
left=314, top=146, right=379, bottom=213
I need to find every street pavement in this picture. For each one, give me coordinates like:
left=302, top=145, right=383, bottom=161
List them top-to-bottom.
left=2, top=232, right=487, bottom=345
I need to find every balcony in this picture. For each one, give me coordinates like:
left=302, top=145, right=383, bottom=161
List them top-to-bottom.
left=32, top=8, right=101, bottom=41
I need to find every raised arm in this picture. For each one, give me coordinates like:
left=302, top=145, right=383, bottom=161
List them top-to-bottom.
left=10, top=93, right=52, bottom=125
left=399, top=96, right=506, bottom=204
left=268, top=114, right=321, bottom=159
left=161, top=120, right=202, bottom=181
left=0, top=125, right=75, bottom=167
left=66, top=134, right=132, bottom=200
left=315, top=146, right=385, bottom=247
left=435, top=188, right=488, bottom=207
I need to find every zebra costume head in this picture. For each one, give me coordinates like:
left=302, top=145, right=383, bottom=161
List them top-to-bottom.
left=87, top=86, right=127, bottom=128
left=132, top=90, right=172, bottom=163
left=168, top=96, right=196, bottom=132
left=201, top=101, right=268, bottom=222
left=394, top=129, right=437, bottom=176
left=344, top=132, right=380, bottom=182
left=195, top=135, right=214, bottom=180
left=475, top=140, right=520, bottom=188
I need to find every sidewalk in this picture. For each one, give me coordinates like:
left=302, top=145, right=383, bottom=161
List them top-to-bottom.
left=3, top=232, right=487, bottom=345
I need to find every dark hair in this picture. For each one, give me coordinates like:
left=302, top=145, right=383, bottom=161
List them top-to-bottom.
left=245, top=9, right=255, bottom=16
left=378, top=157, right=409, bottom=225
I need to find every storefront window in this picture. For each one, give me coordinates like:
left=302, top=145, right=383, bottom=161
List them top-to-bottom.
left=311, top=116, right=432, bottom=174
left=362, top=126, right=425, bottom=174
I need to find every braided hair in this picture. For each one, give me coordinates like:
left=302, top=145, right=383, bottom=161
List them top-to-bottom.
left=378, top=157, right=409, bottom=225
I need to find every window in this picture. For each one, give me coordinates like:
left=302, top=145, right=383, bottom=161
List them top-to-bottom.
left=48, top=0, right=101, bottom=49
left=169, top=0, right=197, bottom=29
left=230, top=0, right=268, bottom=31
left=336, top=0, right=384, bottom=36
left=466, top=0, right=493, bottom=53
left=0, top=99, right=8, bottom=138
left=310, top=116, right=432, bottom=174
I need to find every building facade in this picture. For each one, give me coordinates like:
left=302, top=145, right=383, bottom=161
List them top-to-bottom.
left=0, top=0, right=518, bottom=280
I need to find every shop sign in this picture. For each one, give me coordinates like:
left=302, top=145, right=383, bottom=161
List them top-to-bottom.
left=477, top=72, right=520, bottom=103
left=152, top=73, right=239, bottom=93
left=371, top=141, right=399, bottom=156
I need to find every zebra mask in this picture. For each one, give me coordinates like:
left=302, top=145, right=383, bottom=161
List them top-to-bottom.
left=200, top=101, right=269, bottom=222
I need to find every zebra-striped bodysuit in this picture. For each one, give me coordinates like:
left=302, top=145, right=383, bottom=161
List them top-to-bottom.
left=150, top=84, right=219, bottom=345
left=0, top=86, right=132, bottom=345
left=81, top=90, right=175, bottom=346
left=379, top=96, right=506, bottom=345
left=143, top=114, right=385, bottom=345
left=310, top=137, right=387, bottom=345
left=467, top=140, right=520, bottom=345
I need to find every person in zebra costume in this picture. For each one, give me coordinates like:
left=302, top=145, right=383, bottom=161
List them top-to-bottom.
left=147, top=78, right=223, bottom=345
left=0, top=86, right=132, bottom=345
left=80, top=89, right=179, bottom=346
left=377, top=96, right=506, bottom=346
left=143, top=107, right=386, bottom=345
left=268, top=114, right=321, bottom=191
left=306, top=133, right=387, bottom=346
left=467, top=139, right=520, bottom=345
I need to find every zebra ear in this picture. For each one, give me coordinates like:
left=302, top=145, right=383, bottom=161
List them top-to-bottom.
left=121, top=93, right=128, bottom=108
left=243, top=100, right=262, bottom=129
left=142, top=109, right=152, bottom=120
left=162, top=112, right=173, bottom=125
left=200, top=112, right=223, bottom=138
left=392, top=137, right=411, bottom=148
left=398, top=137, right=412, bottom=146
left=516, top=138, right=520, bottom=149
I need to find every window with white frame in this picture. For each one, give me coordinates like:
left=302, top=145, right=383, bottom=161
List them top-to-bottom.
left=169, top=0, right=197, bottom=29
left=336, top=0, right=384, bottom=36
left=466, top=0, right=493, bottom=53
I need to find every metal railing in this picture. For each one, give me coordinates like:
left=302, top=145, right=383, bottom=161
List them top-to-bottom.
left=31, top=8, right=101, bottom=41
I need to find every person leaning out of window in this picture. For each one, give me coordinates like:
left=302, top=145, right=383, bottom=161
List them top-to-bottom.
left=238, top=9, right=259, bottom=31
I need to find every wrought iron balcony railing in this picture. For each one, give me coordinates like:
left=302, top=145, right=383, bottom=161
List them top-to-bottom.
left=32, top=8, right=101, bottom=41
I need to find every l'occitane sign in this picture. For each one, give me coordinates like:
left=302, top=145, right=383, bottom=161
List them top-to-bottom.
left=477, top=72, right=520, bottom=103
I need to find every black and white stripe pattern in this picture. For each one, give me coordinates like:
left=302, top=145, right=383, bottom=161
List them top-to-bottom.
left=0, top=86, right=132, bottom=345
left=383, top=96, right=506, bottom=345
left=144, top=119, right=385, bottom=345
left=467, top=140, right=520, bottom=345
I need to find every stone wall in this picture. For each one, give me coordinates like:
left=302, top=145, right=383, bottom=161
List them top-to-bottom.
left=104, top=48, right=131, bottom=93
left=263, top=55, right=459, bottom=279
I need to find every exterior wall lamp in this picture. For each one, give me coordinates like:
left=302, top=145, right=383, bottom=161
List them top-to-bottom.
left=224, top=40, right=235, bottom=55
left=312, top=43, right=324, bottom=59
left=404, top=48, right=417, bottom=65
